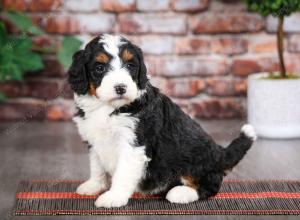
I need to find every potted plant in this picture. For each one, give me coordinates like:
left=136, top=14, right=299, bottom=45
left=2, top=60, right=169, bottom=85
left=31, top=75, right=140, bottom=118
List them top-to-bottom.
left=244, top=0, right=300, bottom=138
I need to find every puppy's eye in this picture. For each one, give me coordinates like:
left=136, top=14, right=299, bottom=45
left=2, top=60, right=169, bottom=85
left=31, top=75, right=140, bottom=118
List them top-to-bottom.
left=126, top=62, right=136, bottom=70
left=95, top=64, right=105, bottom=74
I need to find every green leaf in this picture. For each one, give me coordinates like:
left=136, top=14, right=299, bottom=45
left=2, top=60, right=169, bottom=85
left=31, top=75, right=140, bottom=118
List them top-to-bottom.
left=243, top=0, right=300, bottom=16
left=3, top=11, right=44, bottom=35
left=0, top=22, right=8, bottom=47
left=27, top=26, right=44, bottom=35
left=57, top=36, right=82, bottom=70
left=12, top=37, right=32, bottom=52
left=16, top=52, right=44, bottom=72
left=0, top=62, right=23, bottom=81
left=0, top=91, right=6, bottom=102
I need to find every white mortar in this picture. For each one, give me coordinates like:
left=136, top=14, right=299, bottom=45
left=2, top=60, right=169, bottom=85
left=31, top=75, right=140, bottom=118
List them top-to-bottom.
left=247, top=73, right=300, bottom=139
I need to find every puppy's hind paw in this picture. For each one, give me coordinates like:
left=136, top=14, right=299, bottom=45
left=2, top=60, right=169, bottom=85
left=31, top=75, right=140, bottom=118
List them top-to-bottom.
left=241, top=124, right=257, bottom=141
left=166, top=186, right=199, bottom=204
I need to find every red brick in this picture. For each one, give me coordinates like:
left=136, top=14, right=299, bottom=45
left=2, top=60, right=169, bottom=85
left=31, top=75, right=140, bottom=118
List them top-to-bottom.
left=2, top=0, right=27, bottom=11
left=28, top=0, right=62, bottom=12
left=101, top=0, right=136, bottom=12
left=137, top=0, right=170, bottom=11
left=171, top=0, right=209, bottom=12
left=210, top=0, right=246, bottom=12
left=119, top=13, right=187, bottom=34
left=190, top=13, right=264, bottom=34
left=46, top=14, right=115, bottom=34
left=77, top=14, right=116, bottom=34
left=29, top=15, right=43, bottom=27
left=45, top=16, right=80, bottom=34
left=248, top=34, right=277, bottom=53
left=136, top=35, right=173, bottom=54
left=288, top=35, right=300, bottom=53
left=32, top=36, right=60, bottom=53
left=175, top=37, right=211, bottom=54
left=212, top=37, right=247, bottom=55
left=285, top=54, right=300, bottom=73
left=144, top=56, right=159, bottom=76
left=232, top=56, right=279, bottom=76
left=28, top=57, right=65, bottom=77
left=156, top=57, right=229, bottom=77
left=232, top=59, right=260, bottom=76
left=149, top=77, right=168, bottom=94
left=150, top=77, right=205, bottom=98
left=151, top=77, right=205, bottom=98
left=166, top=78, right=205, bottom=98
left=206, top=78, right=246, bottom=96
left=206, top=78, right=235, bottom=96
left=0, top=79, right=62, bottom=99
left=26, top=79, right=62, bottom=100
left=234, top=80, right=247, bottom=96
left=0, top=81, right=25, bottom=98
left=60, top=81, right=74, bottom=99
left=191, top=97, right=245, bottom=119
left=0, top=98, right=47, bottom=120
left=46, top=99, right=75, bottom=121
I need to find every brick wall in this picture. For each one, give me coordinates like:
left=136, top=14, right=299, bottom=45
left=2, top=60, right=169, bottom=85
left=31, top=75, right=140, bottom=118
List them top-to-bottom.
left=1, top=0, right=300, bottom=121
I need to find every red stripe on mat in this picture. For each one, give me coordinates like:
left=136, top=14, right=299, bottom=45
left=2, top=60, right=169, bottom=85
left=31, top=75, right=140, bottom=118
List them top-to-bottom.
left=16, top=192, right=300, bottom=199
left=16, top=192, right=161, bottom=199
left=15, top=209, right=300, bottom=214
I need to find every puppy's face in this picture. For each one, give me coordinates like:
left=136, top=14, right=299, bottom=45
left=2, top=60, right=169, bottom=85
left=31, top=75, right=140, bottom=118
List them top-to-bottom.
left=68, top=34, right=148, bottom=108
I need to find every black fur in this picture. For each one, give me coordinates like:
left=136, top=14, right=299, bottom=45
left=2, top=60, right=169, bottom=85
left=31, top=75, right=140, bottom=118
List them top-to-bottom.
left=69, top=35, right=254, bottom=199
left=68, top=50, right=89, bottom=95
left=113, top=84, right=254, bottom=198
left=75, top=107, right=85, bottom=118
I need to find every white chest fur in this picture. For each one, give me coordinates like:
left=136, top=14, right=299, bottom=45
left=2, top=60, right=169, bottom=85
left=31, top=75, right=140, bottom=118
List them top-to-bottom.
left=73, top=95, right=140, bottom=175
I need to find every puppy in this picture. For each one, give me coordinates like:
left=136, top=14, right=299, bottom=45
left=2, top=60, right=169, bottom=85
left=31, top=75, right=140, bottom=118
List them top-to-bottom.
left=68, top=34, right=256, bottom=208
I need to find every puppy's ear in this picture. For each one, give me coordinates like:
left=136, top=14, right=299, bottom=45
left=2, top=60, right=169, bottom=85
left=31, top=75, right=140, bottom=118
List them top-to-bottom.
left=134, top=46, right=148, bottom=90
left=68, top=50, right=89, bottom=95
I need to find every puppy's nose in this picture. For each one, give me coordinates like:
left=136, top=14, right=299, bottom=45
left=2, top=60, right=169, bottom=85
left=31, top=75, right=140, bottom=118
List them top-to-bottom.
left=114, top=84, right=127, bottom=95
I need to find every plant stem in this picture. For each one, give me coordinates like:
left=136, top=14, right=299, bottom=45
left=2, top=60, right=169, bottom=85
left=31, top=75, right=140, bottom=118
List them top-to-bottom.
left=277, top=15, right=286, bottom=78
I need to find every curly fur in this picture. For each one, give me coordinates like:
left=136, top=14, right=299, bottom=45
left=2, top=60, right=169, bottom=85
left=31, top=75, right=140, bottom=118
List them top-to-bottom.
left=68, top=34, right=256, bottom=207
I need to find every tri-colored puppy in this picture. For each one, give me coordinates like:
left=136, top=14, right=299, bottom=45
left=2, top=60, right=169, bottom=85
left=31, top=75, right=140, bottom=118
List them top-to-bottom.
left=68, top=34, right=256, bottom=208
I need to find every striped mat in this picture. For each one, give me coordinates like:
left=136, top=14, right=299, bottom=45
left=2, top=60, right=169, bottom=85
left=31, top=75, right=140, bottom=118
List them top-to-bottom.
left=14, top=180, right=300, bottom=215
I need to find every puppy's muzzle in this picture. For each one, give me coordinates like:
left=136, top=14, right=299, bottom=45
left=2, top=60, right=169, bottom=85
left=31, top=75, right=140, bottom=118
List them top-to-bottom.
left=114, top=84, right=127, bottom=96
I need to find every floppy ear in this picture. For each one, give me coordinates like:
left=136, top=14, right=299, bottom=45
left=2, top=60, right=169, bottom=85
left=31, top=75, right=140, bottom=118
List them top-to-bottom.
left=134, top=46, right=148, bottom=90
left=68, top=50, right=89, bottom=95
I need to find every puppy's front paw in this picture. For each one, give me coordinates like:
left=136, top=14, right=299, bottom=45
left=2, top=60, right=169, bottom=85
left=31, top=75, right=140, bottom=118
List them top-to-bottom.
left=76, top=179, right=107, bottom=196
left=95, top=190, right=129, bottom=208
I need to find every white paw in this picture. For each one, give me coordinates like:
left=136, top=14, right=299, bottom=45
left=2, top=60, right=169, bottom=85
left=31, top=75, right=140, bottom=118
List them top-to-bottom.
left=241, top=124, right=257, bottom=141
left=76, top=179, right=107, bottom=196
left=166, top=186, right=199, bottom=204
left=95, top=190, right=129, bottom=208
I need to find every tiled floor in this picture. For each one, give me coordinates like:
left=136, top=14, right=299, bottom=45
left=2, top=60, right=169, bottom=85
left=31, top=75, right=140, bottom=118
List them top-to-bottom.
left=0, top=120, right=299, bottom=220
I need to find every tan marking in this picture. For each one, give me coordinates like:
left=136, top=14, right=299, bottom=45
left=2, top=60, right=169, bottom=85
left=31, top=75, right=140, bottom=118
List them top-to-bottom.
left=122, top=49, right=133, bottom=62
left=96, top=52, right=109, bottom=63
left=89, top=83, right=98, bottom=98
left=181, top=176, right=198, bottom=190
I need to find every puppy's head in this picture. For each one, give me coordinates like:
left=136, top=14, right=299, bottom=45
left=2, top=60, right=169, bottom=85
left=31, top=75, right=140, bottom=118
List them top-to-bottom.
left=68, top=34, right=148, bottom=107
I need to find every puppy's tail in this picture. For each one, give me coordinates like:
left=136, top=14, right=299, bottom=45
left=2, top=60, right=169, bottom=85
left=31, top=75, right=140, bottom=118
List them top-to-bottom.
left=221, top=124, right=257, bottom=170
